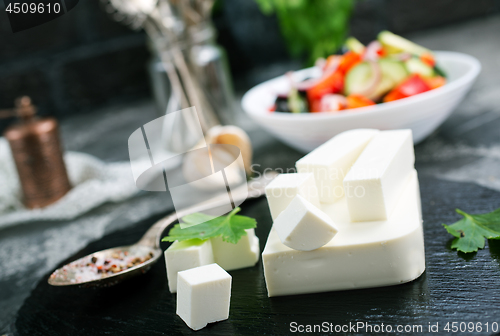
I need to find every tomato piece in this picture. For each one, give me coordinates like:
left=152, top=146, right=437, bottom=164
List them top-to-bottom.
left=376, top=48, right=387, bottom=57
left=338, top=51, right=362, bottom=74
left=306, top=52, right=359, bottom=102
left=420, top=53, right=436, bottom=67
left=306, top=70, right=344, bottom=101
left=383, top=74, right=431, bottom=102
left=398, top=74, right=431, bottom=96
left=424, top=76, right=446, bottom=90
left=383, top=89, right=406, bottom=102
left=346, top=94, right=376, bottom=109
left=308, top=98, right=322, bottom=113
left=269, top=104, right=276, bottom=112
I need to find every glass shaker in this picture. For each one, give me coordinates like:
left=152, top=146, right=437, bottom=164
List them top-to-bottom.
left=148, top=21, right=235, bottom=126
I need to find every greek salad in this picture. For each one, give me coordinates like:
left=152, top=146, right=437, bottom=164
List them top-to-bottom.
left=271, top=31, right=447, bottom=113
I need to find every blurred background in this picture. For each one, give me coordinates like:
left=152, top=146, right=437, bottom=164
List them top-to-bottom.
left=0, top=0, right=499, bottom=133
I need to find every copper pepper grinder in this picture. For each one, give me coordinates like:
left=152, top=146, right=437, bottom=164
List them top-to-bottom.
left=0, top=97, right=71, bottom=209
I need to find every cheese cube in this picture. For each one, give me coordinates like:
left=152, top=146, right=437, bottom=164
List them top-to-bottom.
left=296, top=129, right=379, bottom=203
left=343, top=130, right=414, bottom=222
left=265, top=173, right=320, bottom=220
left=274, top=195, right=338, bottom=251
left=211, top=229, right=259, bottom=271
left=165, top=239, right=214, bottom=293
left=177, top=264, right=232, bottom=330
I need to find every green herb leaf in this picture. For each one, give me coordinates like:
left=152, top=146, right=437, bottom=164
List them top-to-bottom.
left=254, top=0, right=355, bottom=65
left=162, top=207, right=257, bottom=244
left=443, top=208, right=500, bottom=253
left=180, top=213, right=216, bottom=229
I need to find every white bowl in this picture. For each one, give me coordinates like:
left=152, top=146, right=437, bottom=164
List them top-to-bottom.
left=242, top=51, right=481, bottom=152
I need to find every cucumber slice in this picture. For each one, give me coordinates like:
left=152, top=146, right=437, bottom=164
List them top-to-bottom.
left=378, top=31, right=431, bottom=56
left=345, top=37, right=365, bottom=54
left=405, top=58, right=435, bottom=77
left=368, top=59, right=408, bottom=100
left=379, top=59, right=408, bottom=85
left=345, top=60, right=408, bottom=100
left=344, top=62, right=374, bottom=96
left=434, top=65, right=447, bottom=78
left=371, top=76, right=395, bottom=100
left=288, top=89, right=307, bottom=113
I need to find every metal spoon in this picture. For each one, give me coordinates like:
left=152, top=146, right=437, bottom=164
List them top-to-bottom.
left=48, top=172, right=276, bottom=287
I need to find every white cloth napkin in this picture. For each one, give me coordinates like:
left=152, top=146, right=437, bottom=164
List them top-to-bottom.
left=0, top=138, right=139, bottom=229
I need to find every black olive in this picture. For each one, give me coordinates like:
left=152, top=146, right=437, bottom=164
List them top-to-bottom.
left=274, top=96, right=292, bottom=113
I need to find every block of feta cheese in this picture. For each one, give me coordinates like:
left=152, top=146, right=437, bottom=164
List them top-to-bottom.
left=296, top=129, right=379, bottom=203
left=343, top=129, right=414, bottom=222
left=262, top=170, right=424, bottom=297
left=265, top=173, right=320, bottom=220
left=274, top=195, right=339, bottom=251
left=211, top=229, right=260, bottom=271
left=165, top=239, right=214, bottom=293
left=177, top=263, right=232, bottom=331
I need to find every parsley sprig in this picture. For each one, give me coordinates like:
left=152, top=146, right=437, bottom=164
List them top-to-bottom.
left=162, top=207, right=257, bottom=245
left=443, top=208, right=500, bottom=253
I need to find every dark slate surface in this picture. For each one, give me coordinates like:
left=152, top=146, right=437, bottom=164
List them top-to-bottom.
left=13, top=175, right=500, bottom=336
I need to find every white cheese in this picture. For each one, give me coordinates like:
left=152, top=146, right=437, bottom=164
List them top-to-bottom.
left=296, top=129, right=379, bottom=203
left=343, top=129, right=414, bottom=222
left=262, top=170, right=425, bottom=297
left=265, top=173, right=320, bottom=220
left=273, top=195, right=339, bottom=251
left=211, top=229, right=260, bottom=271
left=165, top=239, right=214, bottom=293
left=177, top=264, right=232, bottom=330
